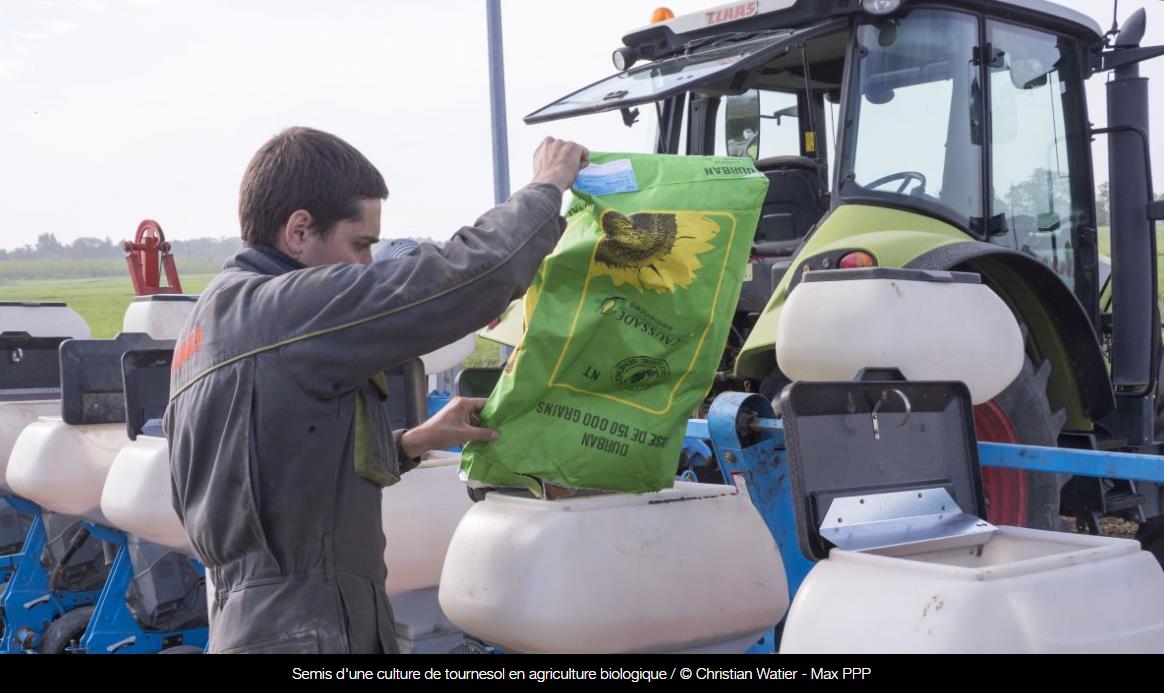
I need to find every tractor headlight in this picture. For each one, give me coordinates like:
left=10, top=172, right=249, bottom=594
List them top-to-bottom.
left=612, top=47, right=638, bottom=71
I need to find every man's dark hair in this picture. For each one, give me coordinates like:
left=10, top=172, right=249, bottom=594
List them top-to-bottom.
left=239, top=127, right=388, bottom=247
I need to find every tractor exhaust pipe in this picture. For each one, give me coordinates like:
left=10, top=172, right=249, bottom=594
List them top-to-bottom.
left=1102, top=8, right=1161, bottom=445
left=1107, top=8, right=1158, bottom=395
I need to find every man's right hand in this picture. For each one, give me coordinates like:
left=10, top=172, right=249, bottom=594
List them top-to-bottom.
left=531, top=137, right=590, bottom=193
left=399, top=396, right=497, bottom=459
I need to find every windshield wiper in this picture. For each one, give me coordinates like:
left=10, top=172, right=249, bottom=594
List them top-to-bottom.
left=683, top=29, right=794, bottom=55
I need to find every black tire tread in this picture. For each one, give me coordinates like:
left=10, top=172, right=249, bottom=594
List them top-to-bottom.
left=38, top=605, right=94, bottom=654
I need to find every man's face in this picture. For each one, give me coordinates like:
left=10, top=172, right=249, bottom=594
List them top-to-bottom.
left=298, top=198, right=382, bottom=267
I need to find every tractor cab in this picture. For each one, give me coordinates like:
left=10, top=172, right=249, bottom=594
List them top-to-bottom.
left=530, top=0, right=1109, bottom=319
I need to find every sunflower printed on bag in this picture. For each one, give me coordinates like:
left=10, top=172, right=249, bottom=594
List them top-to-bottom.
left=461, top=153, right=769, bottom=496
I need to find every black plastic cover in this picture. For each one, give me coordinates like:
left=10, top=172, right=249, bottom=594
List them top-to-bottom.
left=0, top=332, right=65, bottom=398
left=59, top=333, right=173, bottom=425
left=122, top=349, right=175, bottom=440
left=382, top=358, right=429, bottom=430
left=455, top=368, right=502, bottom=399
left=779, top=380, right=986, bottom=560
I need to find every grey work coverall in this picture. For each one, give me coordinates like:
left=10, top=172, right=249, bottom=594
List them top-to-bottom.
left=164, top=184, right=564, bottom=654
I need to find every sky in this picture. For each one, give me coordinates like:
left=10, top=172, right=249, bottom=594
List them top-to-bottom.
left=1, top=0, right=1162, bottom=251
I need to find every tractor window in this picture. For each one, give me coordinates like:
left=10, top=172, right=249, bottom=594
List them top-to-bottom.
left=839, top=10, right=983, bottom=229
left=988, top=21, right=1087, bottom=292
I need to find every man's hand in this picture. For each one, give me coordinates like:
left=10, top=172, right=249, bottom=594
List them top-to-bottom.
left=531, top=137, right=590, bottom=193
left=400, top=397, right=497, bottom=459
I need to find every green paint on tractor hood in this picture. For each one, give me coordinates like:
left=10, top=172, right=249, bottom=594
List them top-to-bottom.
left=735, top=204, right=970, bottom=379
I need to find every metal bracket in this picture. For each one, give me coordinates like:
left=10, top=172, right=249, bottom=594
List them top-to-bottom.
left=1097, top=45, right=1164, bottom=73
left=870, top=388, right=911, bottom=441
left=820, top=487, right=997, bottom=557
left=22, top=594, right=50, bottom=610
left=107, top=635, right=137, bottom=653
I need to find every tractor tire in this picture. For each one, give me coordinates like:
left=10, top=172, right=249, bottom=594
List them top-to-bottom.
left=975, top=358, right=1068, bottom=529
left=37, top=605, right=94, bottom=654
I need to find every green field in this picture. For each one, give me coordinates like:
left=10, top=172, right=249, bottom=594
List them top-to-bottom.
left=0, top=274, right=505, bottom=365
left=0, top=275, right=218, bottom=338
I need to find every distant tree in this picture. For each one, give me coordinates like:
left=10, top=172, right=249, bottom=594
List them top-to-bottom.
left=1004, top=168, right=1071, bottom=221
left=1096, top=182, right=1110, bottom=226
left=0, top=233, right=240, bottom=263
left=35, top=233, right=64, bottom=257
left=68, top=236, right=116, bottom=259
left=168, top=237, right=242, bottom=257
left=9, top=244, right=35, bottom=259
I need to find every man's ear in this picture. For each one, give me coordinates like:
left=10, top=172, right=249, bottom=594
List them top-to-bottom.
left=278, top=209, right=314, bottom=259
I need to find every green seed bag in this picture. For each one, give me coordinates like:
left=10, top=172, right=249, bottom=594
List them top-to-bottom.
left=461, top=152, right=768, bottom=495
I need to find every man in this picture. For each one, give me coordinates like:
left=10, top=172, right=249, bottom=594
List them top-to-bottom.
left=165, top=126, right=587, bottom=653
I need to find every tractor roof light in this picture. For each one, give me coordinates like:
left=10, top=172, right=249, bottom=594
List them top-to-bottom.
left=862, top=0, right=903, bottom=15
left=651, top=7, right=675, bottom=24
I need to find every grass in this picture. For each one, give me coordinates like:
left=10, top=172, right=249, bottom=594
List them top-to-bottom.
left=0, top=275, right=217, bottom=338
left=464, top=338, right=504, bottom=368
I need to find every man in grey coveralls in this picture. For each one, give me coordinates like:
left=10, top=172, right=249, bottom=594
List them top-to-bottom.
left=164, top=127, right=587, bottom=653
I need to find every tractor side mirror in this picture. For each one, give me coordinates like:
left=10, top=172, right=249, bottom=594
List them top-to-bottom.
left=725, top=90, right=761, bottom=159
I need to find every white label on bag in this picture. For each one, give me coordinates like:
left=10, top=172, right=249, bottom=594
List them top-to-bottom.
left=574, top=159, right=639, bottom=196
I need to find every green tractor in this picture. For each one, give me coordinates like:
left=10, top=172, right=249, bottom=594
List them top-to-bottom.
left=489, top=0, right=1164, bottom=546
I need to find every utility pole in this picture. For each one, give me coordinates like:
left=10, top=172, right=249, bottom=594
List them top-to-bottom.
left=486, top=0, right=511, bottom=205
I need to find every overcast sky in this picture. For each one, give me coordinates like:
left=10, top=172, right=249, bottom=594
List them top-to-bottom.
left=1, top=0, right=1161, bottom=251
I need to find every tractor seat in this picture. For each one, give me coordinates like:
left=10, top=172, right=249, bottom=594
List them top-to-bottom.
left=755, top=155, right=819, bottom=172
left=752, top=156, right=827, bottom=245
left=751, top=239, right=804, bottom=258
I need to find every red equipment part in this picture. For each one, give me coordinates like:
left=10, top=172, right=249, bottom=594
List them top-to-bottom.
left=124, top=219, right=183, bottom=296
left=973, top=400, right=1029, bottom=526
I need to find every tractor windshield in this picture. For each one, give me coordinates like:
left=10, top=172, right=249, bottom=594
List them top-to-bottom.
left=838, top=9, right=984, bottom=233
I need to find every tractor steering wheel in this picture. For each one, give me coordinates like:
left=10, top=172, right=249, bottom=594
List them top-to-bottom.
left=866, top=171, right=927, bottom=194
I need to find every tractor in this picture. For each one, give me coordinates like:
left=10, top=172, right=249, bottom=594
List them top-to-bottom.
left=484, top=0, right=1164, bottom=555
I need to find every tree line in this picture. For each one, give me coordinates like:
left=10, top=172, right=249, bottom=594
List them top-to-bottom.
left=0, top=234, right=242, bottom=261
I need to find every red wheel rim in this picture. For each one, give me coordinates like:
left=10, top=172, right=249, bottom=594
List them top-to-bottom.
left=973, top=401, right=1028, bottom=526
